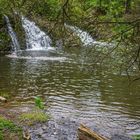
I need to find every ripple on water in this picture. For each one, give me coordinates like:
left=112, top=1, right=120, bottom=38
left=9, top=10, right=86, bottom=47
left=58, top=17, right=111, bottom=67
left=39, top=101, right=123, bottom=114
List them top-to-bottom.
left=1, top=53, right=140, bottom=139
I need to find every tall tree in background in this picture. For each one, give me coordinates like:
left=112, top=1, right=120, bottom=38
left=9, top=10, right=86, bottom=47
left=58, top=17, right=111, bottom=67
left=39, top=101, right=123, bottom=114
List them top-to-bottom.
left=125, top=0, right=132, bottom=13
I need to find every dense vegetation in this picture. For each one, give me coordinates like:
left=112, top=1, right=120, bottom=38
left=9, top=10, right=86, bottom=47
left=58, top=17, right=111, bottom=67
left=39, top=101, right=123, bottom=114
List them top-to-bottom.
left=0, top=0, right=140, bottom=76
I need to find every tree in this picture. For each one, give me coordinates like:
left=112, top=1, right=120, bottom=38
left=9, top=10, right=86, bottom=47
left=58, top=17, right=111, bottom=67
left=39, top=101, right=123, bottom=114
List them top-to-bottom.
left=125, top=0, right=132, bottom=14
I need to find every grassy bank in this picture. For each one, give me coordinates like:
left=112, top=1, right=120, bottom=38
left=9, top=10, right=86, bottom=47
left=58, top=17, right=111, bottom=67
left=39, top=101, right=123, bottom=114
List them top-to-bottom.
left=0, top=116, right=23, bottom=140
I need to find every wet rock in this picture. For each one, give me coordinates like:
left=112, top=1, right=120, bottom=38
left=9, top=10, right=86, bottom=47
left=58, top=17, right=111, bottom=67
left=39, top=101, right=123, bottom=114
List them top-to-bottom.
left=0, top=96, right=7, bottom=102
left=27, top=117, right=78, bottom=140
left=42, top=125, right=47, bottom=131
left=37, top=128, right=44, bottom=135
left=111, top=134, right=132, bottom=140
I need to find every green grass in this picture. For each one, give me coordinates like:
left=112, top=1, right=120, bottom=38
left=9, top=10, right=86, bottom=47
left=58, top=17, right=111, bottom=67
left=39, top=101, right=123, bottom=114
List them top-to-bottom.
left=34, top=97, right=45, bottom=110
left=19, top=110, right=49, bottom=126
left=0, top=116, right=22, bottom=140
left=132, top=134, right=140, bottom=140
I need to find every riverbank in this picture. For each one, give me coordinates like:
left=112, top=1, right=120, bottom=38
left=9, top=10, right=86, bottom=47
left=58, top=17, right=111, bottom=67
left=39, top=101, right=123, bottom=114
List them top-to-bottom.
left=0, top=103, right=135, bottom=140
left=0, top=104, right=78, bottom=140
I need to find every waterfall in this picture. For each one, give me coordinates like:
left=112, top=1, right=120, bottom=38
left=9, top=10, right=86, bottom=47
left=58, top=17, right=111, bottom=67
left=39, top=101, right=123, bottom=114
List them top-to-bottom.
left=4, top=15, right=20, bottom=52
left=22, top=16, right=53, bottom=51
left=65, top=24, right=110, bottom=47
left=65, top=24, right=94, bottom=46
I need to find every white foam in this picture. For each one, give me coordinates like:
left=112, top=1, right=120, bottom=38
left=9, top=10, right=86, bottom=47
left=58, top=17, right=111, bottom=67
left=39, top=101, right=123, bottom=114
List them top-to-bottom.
left=22, top=16, right=53, bottom=50
left=6, top=54, right=67, bottom=61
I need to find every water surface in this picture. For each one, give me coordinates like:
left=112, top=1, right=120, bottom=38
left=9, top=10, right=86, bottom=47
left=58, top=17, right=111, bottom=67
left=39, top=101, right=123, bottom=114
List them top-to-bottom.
left=0, top=48, right=140, bottom=138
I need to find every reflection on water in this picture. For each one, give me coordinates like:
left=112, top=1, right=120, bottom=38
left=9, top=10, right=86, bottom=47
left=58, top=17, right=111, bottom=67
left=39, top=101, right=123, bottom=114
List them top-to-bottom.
left=0, top=48, right=140, bottom=138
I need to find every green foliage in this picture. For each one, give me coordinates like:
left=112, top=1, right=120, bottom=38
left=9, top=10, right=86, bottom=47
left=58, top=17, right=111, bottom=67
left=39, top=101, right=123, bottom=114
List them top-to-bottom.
left=0, top=0, right=138, bottom=21
left=0, top=0, right=138, bottom=26
left=107, top=0, right=124, bottom=18
left=34, top=97, right=44, bottom=110
left=19, top=110, right=49, bottom=126
left=0, top=116, right=22, bottom=140
left=0, top=116, right=21, bottom=131
left=132, top=134, right=140, bottom=140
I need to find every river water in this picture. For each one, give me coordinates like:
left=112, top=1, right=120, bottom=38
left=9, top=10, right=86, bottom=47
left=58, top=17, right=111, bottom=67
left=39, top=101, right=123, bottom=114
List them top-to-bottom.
left=0, top=47, right=140, bottom=139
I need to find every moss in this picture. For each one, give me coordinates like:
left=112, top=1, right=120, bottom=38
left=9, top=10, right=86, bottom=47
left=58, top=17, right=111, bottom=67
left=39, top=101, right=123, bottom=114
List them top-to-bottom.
left=19, top=110, right=50, bottom=126
left=0, top=116, right=23, bottom=140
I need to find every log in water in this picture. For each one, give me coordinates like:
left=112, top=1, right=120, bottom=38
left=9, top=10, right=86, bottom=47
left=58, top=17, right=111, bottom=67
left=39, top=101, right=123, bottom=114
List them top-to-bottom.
left=78, top=124, right=108, bottom=140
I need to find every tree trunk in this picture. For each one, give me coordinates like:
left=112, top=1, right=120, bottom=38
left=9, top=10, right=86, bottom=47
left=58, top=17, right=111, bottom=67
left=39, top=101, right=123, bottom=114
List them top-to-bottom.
left=125, top=0, right=132, bottom=14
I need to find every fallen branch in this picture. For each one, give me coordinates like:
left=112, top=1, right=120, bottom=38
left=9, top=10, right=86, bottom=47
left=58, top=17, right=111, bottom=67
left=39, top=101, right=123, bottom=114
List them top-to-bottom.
left=78, top=124, right=108, bottom=140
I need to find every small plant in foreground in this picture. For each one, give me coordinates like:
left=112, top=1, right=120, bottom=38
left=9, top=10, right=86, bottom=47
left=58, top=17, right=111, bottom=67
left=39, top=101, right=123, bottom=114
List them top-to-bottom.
left=34, top=97, right=44, bottom=110
left=19, top=110, right=49, bottom=126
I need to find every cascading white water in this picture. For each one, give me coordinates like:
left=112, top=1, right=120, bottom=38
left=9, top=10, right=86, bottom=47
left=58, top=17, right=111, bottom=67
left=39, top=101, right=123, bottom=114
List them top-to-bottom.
left=4, top=15, right=20, bottom=52
left=6, top=16, right=66, bottom=60
left=22, top=16, right=53, bottom=51
left=65, top=24, right=109, bottom=47
left=65, top=24, right=94, bottom=46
